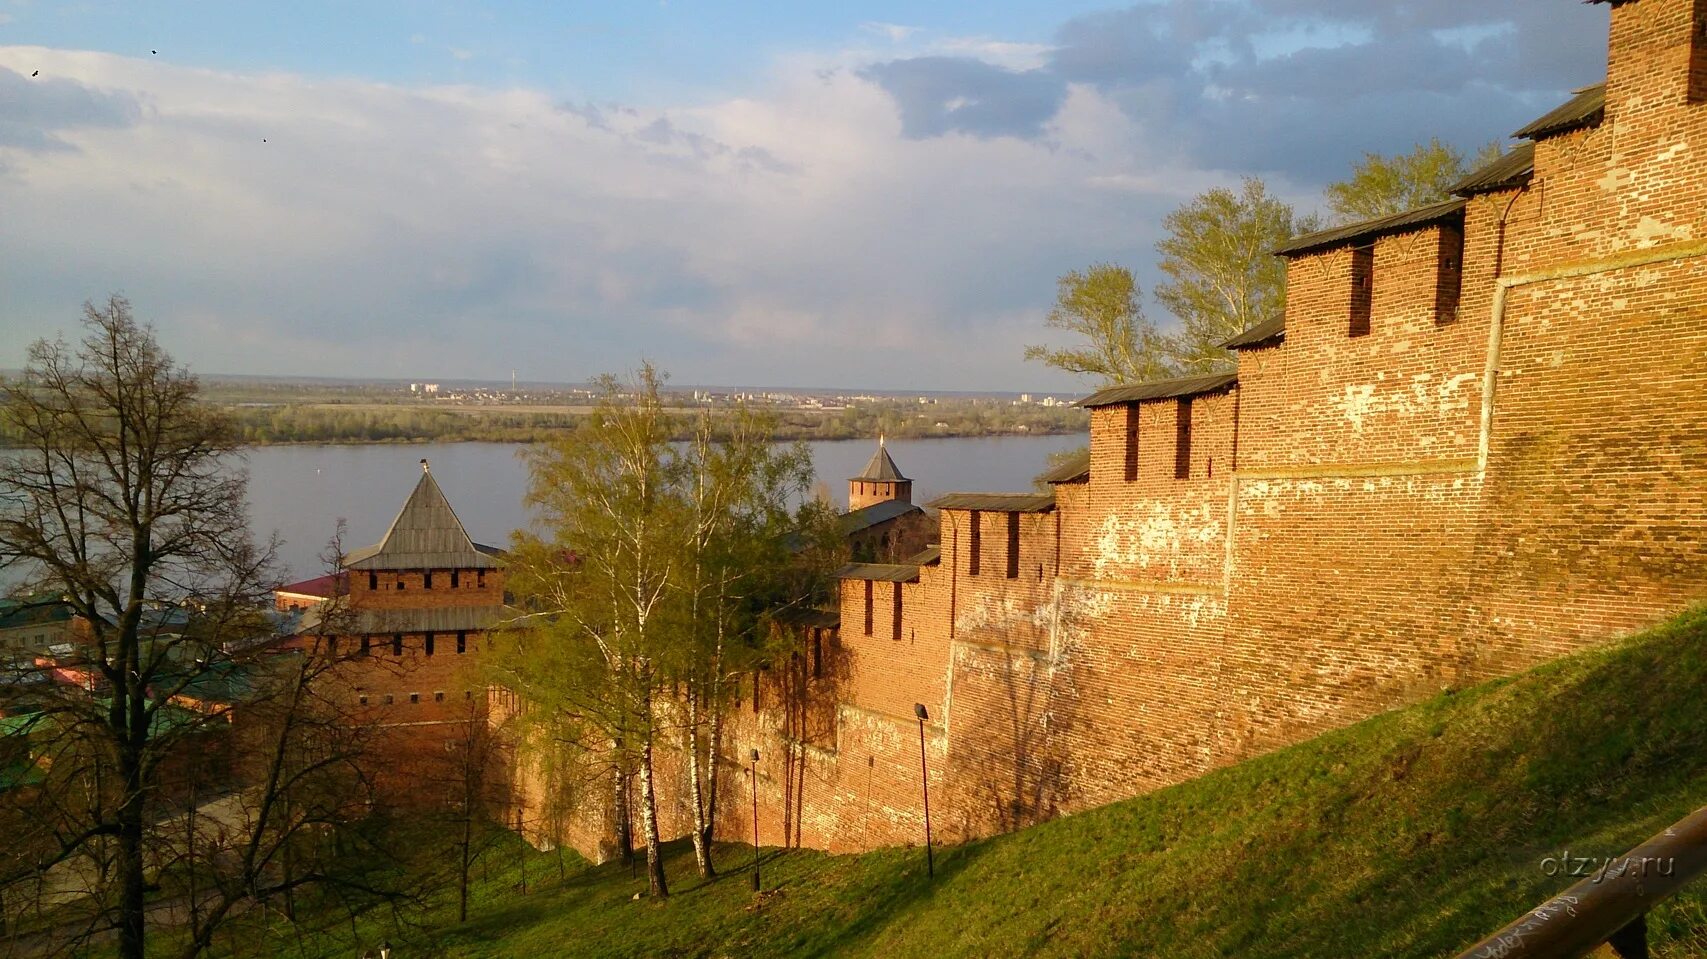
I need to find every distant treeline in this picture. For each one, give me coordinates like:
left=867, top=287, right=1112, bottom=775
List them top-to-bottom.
left=208, top=401, right=1088, bottom=446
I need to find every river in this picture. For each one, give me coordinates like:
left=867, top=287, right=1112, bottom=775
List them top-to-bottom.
left=243, top=435, right=1086, bottom=581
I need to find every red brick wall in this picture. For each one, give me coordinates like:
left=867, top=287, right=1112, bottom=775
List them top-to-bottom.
left=537, top=0, right=1707, bottom=861
left=285, top=563, right=508, bottom=807
left=348, top=568, right=503, bottom=609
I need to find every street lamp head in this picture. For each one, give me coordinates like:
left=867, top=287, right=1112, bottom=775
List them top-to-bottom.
left=914, top=703, right=929, bottom=721
left=749, top=748, right=760, bottom=763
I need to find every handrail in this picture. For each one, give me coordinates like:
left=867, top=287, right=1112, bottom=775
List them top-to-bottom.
left=1453, top=805, right=1707, bottom=959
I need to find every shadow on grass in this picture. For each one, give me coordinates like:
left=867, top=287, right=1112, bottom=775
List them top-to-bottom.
left=1169, top=607, right=1707, bottom=959
left=779, top=840, right=995, bottom=959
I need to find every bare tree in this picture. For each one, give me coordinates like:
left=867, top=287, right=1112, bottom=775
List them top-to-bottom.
left=0, top=299, right=400, bottom=957
left=430, top=697, right=507, bottom=924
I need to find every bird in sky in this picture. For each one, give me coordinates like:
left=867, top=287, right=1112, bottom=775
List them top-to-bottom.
left=31, top=70, right=39, bottom=77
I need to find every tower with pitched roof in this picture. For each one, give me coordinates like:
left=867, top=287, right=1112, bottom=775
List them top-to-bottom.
left=848, top=436, right=912, bottom=511
left=281, top=459, right=507, bottom=801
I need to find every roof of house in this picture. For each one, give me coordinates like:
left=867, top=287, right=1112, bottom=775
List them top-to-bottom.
left=1513, top=83, right=1605, bottom=141
left=1450, top=142, right=1536, bottom=197
left=1274, top=198, right=1467, bottom=257
left=1221, top=315, right=1287, bottom=351
left=1075, top=371, right=1239, bottom=409
left=851, top=440, right=908, bottom=482
left=1037, top=449, right=1091, bottom=485
left=344, top=462, right=504, bottom=571
left=927, top=492, right=1056, bottom=513
left=840, top=499, right=923, bottom=535
left=906, top=545, right=942, bottom=566
left=834, top=563, right=922, bottom=584
left=276, top=573, right=346, bottom=599
left=0, top=597, right=74, bottom=631
left=160, top=661, right=255, bottom=705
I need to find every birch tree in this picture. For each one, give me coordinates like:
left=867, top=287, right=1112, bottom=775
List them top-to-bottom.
left=1324, top=138, right=1503, bottom=223
left=1154, top=177, right=1314, bottom=373
left=1023, top=265, right=1176, bottom=388
left=499, top=366, right=684, bottom=899
left=673, top=407, right=822, bottom=878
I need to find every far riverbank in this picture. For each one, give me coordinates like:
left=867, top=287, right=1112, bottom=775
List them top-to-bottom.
left=246, top=435, right=1087, bottom=580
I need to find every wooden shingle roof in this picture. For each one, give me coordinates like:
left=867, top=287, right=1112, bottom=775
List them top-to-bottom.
left=1221, top=315, right=1286, bottom=351
left=851, top=440, right=908, bottom=482
left=1037, top=449, right=1091, bottom=485
left=344, top=462, right=503, bottom=571
left=834, top=563, right=922, bottom=583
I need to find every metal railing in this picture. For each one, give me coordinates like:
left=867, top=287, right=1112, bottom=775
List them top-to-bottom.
left=1453, top=805, right=1707, bottom=959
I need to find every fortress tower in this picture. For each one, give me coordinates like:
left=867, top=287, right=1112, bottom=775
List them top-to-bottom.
left=848, top=436, right=912, bottom=511
left=281, top=459, right=507, bottom=803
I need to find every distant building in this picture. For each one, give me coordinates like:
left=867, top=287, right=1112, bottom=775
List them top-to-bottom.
left=842, top=438, right=935, bottom=563
left=274, top=573, right=345, bottom=611
left=0, top=597, right=76, bottom=662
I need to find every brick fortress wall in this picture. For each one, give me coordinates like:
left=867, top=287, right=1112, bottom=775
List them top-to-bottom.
left=541, top=0, right=1707, bottom=862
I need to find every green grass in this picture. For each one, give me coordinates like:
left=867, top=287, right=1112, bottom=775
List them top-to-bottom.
left=233, top=606, right=1707, bottom=958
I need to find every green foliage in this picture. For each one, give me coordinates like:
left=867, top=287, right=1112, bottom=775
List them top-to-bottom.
left=1324, top=138, right=1502, bottom=224
left=1154, top=177, right=1316, bottom=373
left=1023, top=264, right=1175, bottom=388
left=494, top=366, right=841, bottom=892
left=167, top=401, right=1086, bottom=447
left=235, top=606, right=1707, bottom=958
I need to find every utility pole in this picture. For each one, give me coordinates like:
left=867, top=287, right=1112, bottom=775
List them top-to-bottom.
left=914, top=703, right=934, bottom=879
left=749, top=749, right=762, bottom=892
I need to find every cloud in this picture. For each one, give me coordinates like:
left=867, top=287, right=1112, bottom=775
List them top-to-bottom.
left=858, top=0, right=1607, bottom=181
left=0, top=2, right=1614, bottom=391
left=861, top=22, right=919, bottom=43
left=0, top=45, right=1191, bottom=390
left=859, top=57, right=1068, bottom=140
left=0, top=63, right=140, bottom=151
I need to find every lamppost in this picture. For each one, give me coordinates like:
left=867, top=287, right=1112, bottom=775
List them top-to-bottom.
left=913, top=703, right=934, bottom=879
left=749, top=748, right=762, bottom=892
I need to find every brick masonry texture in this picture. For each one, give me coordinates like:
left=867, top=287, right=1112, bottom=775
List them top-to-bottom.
left=534, top=0, right=1707, bottom=861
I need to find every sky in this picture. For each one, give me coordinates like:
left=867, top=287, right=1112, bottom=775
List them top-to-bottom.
left=1, top=1, right=1610, bottom=392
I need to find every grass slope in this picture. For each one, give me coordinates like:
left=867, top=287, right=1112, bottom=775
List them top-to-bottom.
left=259, top=607, right=1707, bottom=958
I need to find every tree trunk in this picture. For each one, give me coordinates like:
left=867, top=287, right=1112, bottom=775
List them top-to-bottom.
left=701, top=627, right=726, bottom=854
left=686, top=689, right=715, bottom=877
left=702, top=697, right=724, bottom=852
left=638, top=735, right=668, bottom=899
left=117, top=751, right=147, bottom=959
left=613, top=760, right=633, bottom=868
left=458, top=807, right=472, bottom=923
